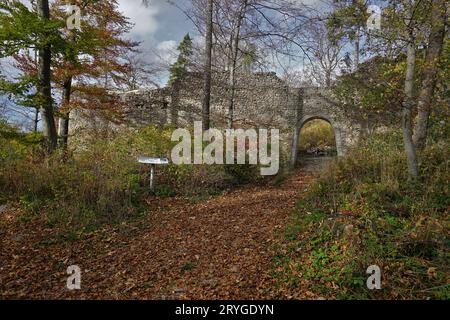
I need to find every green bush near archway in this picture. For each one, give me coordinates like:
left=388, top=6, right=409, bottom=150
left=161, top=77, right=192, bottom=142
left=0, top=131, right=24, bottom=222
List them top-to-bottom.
left=299, top=119, right=336, bottom=154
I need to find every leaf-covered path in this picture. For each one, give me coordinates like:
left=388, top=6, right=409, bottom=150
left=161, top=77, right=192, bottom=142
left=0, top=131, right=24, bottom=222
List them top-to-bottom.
left=0, top=170, right=316, bottom=299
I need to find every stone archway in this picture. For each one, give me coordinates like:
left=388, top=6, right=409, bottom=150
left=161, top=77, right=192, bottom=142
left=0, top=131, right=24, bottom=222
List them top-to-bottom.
left=289, top=88, right=356, bottom=167
left=290, top=114, right=344, bottom=167
left=299, top=116, right=343, bottom=155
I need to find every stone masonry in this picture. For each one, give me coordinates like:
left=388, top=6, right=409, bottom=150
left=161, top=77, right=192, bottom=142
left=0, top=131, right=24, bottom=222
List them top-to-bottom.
left=70, top=71, right=360, bottom=167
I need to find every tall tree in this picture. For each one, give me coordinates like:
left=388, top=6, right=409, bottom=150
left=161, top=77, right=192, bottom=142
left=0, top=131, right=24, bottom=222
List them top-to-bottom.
left=2, top=0, right=138, bottom=148
left=13, top=0, right=139, bottom=148
left=36, top=0, right=57, bottom=151
left=54, top=0, right=137, bottom=148
left=185, top=0, right=311, bottom=128
left=202, top=0, right=213, bottom=131
left=227, top=0, right=248, bottom=129
left=328, top=0, right=368, bottom=71
left=401, top=0, right=419, bottom=181
left=412, top=0, right=447, bottom=149
left=305, top=19, right=345, bottom=87
left=168, top=33, right=193, bottom=86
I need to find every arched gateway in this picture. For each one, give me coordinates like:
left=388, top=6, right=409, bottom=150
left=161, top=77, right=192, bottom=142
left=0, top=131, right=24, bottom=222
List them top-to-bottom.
left=70, top=72, right=360, bottom=169
left=289, top=87, right=358, bottom=166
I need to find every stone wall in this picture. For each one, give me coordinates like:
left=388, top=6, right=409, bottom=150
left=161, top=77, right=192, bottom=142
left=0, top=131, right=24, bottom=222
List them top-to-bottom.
left=69, top=71, right=361, bottom=166
left=119, top=72, right=299, bottom=129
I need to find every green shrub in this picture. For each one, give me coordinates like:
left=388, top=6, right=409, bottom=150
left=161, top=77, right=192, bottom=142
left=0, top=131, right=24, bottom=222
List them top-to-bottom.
left=0, top=125, right=173, bottom=230
left=224, top=164, right=261, bottom=184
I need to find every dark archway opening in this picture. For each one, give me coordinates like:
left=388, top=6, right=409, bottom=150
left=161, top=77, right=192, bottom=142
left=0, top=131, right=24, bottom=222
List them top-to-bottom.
left=296, top=119, right=337, bottom=170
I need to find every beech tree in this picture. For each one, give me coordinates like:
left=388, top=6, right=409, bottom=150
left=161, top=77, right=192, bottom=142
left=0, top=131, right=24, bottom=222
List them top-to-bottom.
left=0, top=0, right=63, bottom=151
left=9, top=0, right=138, bottom=149
left=36, top=0, right=57, bottom=150
left=52, top=0, right=138, bottom=148
left=202, top=0, right=213, bottom=131
left=330, top=0, right=448, bottom=181
left=382, top=0, right=445, bottom=180
left=401, top=0, right=419, bottom=181
left=412, top=0, right=447, bottom=150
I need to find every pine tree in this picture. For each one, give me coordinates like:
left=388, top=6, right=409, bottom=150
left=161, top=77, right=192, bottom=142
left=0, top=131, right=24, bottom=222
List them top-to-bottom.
left=168, top=33, right=193, bottom=86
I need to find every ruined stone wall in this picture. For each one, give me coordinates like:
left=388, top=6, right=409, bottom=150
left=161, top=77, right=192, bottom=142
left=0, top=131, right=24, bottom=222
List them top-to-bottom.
left=69, top=71, right=361, bottom=165
left=118, top=72, right=299, bottom=129
left=122, top=87, right=171, bottom=127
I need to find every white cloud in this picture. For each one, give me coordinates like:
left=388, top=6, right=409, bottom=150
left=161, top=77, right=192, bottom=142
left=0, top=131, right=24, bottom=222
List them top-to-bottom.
left=118, top=0, right=160, bottom=39
left=156, top=40, right=178, bottom=64
left=157, top=40, right=177, bottom=52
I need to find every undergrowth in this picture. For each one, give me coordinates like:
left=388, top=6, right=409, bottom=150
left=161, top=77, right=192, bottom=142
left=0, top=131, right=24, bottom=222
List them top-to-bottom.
left=0, top=123, right=264, bottom=232
left=274, top=125, right=449, bottom=300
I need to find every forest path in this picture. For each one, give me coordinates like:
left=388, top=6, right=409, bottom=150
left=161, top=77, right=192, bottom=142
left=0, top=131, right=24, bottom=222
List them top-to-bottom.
left=0, top=168, right=319, bottom=299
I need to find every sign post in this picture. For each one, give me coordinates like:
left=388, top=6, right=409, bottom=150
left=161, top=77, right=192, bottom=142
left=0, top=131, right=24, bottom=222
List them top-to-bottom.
left=138, top=156, right=169, bottom=193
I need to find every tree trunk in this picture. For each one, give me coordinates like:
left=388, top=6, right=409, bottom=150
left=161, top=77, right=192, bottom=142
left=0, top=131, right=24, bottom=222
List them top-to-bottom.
left=36, top=0, right=57, bottom=152
left=202, top=0, right=213, bottom=131
left=227, top=0, right=247, bottom=129
left=412, top=0, right=446, bottom=150
left=402, top=15, right=419, bottom=182
left=354, top=26, right=360, bottom=71
left=33, top=43, right=39, bottom=133
left=227, top=45, right=237, bottom=129
left=325, top=69, right=332, bottom=87
left=58, top=76, right=72, bottom=149
left=169, top=78, right=181, bottom=126
left=290, top=89, right=304, bottom=168
left=33, top=107, right=39, bottom=132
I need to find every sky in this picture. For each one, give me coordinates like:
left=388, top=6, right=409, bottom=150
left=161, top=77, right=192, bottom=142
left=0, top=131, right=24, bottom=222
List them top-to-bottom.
left=1, top=0, right=328, bottom=129
left=1, top=0, right=199, bottom=128
left=1, top=0, right=198, bottom=86
left=1, top=0, right=328, bottom=78
left=116, top=0, right=329, bottom=82
left=117, top=0, right=197, bottom=73
left=118, top=0, right=326, bottom=55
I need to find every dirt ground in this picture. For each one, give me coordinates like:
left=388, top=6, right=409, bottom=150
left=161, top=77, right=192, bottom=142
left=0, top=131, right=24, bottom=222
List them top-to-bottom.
left=0, top=170, right=316, bottom=299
